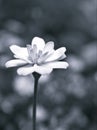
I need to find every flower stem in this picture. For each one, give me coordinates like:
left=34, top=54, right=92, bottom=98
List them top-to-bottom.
left=32, top=72, right=41, bottom=130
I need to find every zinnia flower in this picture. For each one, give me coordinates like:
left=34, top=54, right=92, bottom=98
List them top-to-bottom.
left=5, top=37, right=69, bottom=75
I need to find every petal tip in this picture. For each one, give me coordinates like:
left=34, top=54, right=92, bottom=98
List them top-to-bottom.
left=33, top=36, right=43, bottom=40
left=32, top=37, right=45, bottom=43
left=9, top=45, right=17, bottom=50
left=63, top=47, right=66, bottom=52
left=5, top=61, right=12, bottom=68
left=5, top=62, right=9, bottom=68
left=65, top=62, right=69, bottom=69
left=17, top=69, right=23, bottom=75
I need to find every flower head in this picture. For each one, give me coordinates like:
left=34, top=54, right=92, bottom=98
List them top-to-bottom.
left=5, top=37, right=69, bottom=75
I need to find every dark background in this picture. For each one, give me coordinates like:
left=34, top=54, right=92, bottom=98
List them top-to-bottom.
left=0, top=0, right=97, bottom=130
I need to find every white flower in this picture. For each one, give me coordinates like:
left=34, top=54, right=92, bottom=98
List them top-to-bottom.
left=5, top=37, right=69, bottom=75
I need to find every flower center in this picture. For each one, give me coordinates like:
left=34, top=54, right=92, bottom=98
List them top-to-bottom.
left=27, top=44, right=42, bottom=64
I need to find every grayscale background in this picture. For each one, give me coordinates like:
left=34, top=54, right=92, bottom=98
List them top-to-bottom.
left=0, top=0, right=97, bottom=130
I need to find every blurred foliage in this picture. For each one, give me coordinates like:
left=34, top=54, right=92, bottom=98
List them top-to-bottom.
left=0, top=0, right=97, bottom=130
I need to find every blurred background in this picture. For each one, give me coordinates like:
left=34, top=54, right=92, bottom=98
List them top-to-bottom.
left=0, top=0, right=97, bottom=130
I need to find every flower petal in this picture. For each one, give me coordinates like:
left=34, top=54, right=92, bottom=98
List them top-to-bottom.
left=31, top=37, right=45, bottom=51
left=43, top=41, right=54, bottom=54
left=10, top=45, right=28, bottom=59
left=45, top=47, right=66, bottom=62
left=37, top=52, right=50, bottom=64
left=58, top=54, right=66, bottom=60
left=13, top=55, right=32, bottom=63
left=5, top=59, right=27, bottom=68
left=44, top=61, right=69, bottom=69
left=17, top=64, right=53, bottom=75
left=34, top=64, right=53, bottom=75
left=17, top=66, right=35, bottom=75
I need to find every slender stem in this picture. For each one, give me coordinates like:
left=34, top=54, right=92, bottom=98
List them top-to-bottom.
left=33, top=72, right=40, bottom=130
